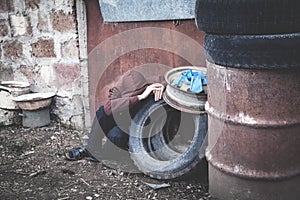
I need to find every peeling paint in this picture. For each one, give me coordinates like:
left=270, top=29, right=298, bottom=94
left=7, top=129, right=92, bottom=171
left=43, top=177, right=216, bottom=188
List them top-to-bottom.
left=225, top=73, right=231, bottom=92
left=238, top=112, right=257, bottom=125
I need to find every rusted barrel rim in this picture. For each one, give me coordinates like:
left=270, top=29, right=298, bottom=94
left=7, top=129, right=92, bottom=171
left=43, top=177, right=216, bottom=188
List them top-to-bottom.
left=205, top=102, right=300, bottom=128
left=206, top=151, right=300, bottom=181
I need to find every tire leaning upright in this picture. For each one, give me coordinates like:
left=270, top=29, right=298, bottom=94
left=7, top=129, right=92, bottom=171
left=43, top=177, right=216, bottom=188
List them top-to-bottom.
left=129, top=99, right=207, bottom=180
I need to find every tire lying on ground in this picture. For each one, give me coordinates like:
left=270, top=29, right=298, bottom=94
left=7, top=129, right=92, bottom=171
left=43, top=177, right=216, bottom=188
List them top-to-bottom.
left=195, top=0, right=300, bottom=35
left=204, top=33, right=300, bottom=69
left=129, top=99, right=207, bottom=180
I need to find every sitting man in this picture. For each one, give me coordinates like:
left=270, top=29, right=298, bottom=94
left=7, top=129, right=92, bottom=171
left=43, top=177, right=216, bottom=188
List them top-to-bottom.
left=65, top=70, right=165, bottom=161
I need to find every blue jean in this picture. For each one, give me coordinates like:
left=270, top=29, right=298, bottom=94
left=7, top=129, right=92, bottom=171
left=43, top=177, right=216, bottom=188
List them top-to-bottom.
left=86, top=106, right=129, bottom=159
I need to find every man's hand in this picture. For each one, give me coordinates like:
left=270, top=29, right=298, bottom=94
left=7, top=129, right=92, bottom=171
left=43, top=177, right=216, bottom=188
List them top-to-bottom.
left=138, top=83, right=165, bottom=101
left=153, top=83, right=164, bottom=101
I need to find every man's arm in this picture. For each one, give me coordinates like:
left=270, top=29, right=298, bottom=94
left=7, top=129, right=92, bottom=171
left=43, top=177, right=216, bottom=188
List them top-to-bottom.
left=104, top=83, right=165, bottom=116
left=104, top=87, right=140, bottom=116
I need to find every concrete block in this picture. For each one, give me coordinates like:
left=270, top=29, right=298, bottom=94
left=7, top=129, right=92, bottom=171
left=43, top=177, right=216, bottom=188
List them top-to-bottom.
left=0, top=0, right=14, bottom=13
left=12, top=0, right=25, bottom=13
left=25, top=0, right=40, bottom=10
left=54, top=0, right=64, bottom=7
left=67, top=0, right=75, bottom=7
left=0, top=1, right=8, bottom=12
left=51, top=10, right=76, bottom=32
left=37, top=12, right=48, bottom=32
left=9, top=14, right=29, bottom=36
left=0, top=19, right=9, bottom=36
left=31, top=38, right=55, bottom=57
left=61, top=39, right=79, bottom=59
left=3, top=40, right=23, bottom=59
left=0, top=62, right=14, bottom=81
left=54, top=63, right=80, bottom=88
left=19, top=65, right=35, bottom=85
left=40, top=65, right=55, bottom=87
left=52, top=95, right=84, bottom=129
left=0, top=108, right=17, bottom=126
left=70, top=114, right=84, bottom=130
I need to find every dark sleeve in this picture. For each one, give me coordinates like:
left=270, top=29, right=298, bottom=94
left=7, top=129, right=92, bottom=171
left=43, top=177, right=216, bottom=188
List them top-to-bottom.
left=146, top=75, right=167, bottom=86
left=104, top=87, right=139, bottom=116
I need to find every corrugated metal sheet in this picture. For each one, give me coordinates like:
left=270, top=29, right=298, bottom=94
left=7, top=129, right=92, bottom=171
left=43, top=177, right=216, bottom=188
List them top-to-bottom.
left=98, top=0, right=196, bottom=22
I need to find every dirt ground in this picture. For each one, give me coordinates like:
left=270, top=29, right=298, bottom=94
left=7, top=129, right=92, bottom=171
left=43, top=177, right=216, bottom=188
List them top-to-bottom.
left=0, top=121, right=212, bottom=200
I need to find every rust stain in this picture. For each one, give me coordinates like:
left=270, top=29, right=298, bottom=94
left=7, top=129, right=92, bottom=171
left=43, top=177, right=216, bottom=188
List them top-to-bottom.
left=86, top=0, right=205, bottom=115
left=206, top=61, right=300, bottom=199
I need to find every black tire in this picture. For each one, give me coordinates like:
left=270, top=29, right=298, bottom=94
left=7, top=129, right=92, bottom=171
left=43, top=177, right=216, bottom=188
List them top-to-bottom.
left=195, top=0, right=300, bottom=34
left=204, top=33, right=300, bottom=69
left=129, top=99, right=207, bottom=180
left=149, top=129, right=181, bottom=161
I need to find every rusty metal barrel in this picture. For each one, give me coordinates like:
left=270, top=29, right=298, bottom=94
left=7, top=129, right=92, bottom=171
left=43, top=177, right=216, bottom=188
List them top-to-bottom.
left=205, top=61, right=300, bottom=200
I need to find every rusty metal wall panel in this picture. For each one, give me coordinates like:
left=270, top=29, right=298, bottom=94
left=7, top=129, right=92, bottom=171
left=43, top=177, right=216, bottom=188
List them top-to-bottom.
left=86, top=0, right=205, bottom=116
left=98, top=0, right=196, bottom=22
left=205, top=61, right=300, bottom=200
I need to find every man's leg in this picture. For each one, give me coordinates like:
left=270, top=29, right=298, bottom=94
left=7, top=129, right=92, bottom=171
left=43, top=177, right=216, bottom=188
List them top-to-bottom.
left=86, top=106, right=116, bottom=160
left=102, top=126, right=129, bottom=159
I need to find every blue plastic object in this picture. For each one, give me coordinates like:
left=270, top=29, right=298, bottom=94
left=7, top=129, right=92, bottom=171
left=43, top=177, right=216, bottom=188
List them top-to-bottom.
left=171, top=69, right=207, bottom=93
left=171, top=75, right=184, bottom=87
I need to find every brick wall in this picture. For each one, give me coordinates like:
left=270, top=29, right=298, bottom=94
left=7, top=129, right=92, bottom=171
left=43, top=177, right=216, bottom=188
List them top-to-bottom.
left=0, top=0, right=89, bottom=129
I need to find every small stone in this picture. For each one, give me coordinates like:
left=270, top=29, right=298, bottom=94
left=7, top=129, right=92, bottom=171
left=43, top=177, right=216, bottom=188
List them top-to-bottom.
left=50, top=136, right=57, bottom=140
left=71, top=188, right=77, bottom=192
left=86, top=196, right=93, bottom=200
